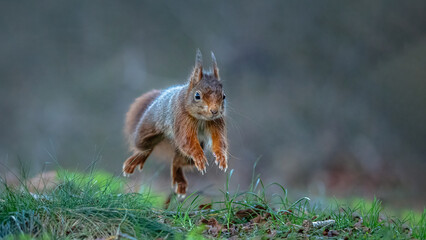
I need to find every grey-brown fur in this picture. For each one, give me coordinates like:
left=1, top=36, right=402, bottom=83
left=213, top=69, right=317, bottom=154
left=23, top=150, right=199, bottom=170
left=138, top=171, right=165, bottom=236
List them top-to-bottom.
left=123, top=50, right=228, bottom=196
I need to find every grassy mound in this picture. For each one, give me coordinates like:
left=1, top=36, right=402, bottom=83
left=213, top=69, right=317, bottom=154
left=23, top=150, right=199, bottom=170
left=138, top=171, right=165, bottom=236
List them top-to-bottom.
left=0, top=169, right=424, bottom=239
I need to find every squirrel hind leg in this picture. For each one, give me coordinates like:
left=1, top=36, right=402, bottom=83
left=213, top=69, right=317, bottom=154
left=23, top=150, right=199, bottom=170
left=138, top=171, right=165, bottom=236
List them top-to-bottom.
left=123, top=123, right=164, bottom=177
left=123, top=150, right=152, bottom=176
left=171, top=151, right=194, bottom=196
left=172, top=166, right=188, bottom=197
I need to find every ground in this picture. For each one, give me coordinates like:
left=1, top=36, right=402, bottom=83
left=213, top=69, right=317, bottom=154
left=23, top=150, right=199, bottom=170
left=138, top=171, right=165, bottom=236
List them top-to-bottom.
left=0, top=169, right=424, bottom=239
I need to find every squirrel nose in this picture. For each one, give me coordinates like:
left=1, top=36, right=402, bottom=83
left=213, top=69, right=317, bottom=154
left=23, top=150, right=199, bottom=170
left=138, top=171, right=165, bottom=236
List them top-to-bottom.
left=210, top=109, right=218, bottom=115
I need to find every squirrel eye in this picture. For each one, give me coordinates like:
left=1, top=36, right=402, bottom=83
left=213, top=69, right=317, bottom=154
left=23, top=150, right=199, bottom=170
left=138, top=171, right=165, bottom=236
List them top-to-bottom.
left=194, top=92, right=201, bottom=101
left=223, top=94, right=226, bottom=100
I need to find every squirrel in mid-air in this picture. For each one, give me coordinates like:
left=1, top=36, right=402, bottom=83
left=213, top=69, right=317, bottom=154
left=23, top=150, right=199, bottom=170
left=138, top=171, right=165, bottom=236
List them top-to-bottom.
left=123, top=49, right=228, bottom=196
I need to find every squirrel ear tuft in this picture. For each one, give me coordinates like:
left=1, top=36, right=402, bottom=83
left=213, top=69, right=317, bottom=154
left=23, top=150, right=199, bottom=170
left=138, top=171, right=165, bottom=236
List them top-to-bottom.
left=190, top=49, right=203, bottom=85
left=195, top=49, right=203, bottom=68
left=211, top=51, right=219, bottom=79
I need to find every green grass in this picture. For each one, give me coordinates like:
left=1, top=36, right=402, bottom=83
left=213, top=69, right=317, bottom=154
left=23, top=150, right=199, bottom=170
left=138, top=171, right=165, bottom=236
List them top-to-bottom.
left=0, top=168, right=424, bottom=239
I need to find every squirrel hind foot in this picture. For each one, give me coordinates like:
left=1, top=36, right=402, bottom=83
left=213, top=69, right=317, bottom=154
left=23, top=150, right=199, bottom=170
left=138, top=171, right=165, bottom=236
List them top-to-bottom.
left=123, top=152, right=149, bottom=177
left=122, top=163, right=133, bottom=177
left=122, top=170, right=130, bottom=177
left=173, top=182, right=188, bottom=196
left=177, top=193, right=186, bottom=199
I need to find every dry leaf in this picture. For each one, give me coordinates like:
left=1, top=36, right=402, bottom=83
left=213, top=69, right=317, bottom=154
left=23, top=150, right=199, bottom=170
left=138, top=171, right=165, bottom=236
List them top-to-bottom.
left=198, top=203, right=212, bottom=210
left=235, top=205, right=266, bottom=219
left=236, top=209, right=256, bottom=219
left=283, top=209, right=293, bottom=215
left=353, top=214, right=363, bottom=229
left=251, top=215, right=263, bottom=224
left=253, top=215, right=268, bottom=225
left=199, top=217, right=223, bottom=237
left=200, top=218, right=209, bottom=225
left=354, top=221, right=363, bottom=229
left=323, top=229, right=339, bottom=237
left=328, top=230, right=339, bottom=237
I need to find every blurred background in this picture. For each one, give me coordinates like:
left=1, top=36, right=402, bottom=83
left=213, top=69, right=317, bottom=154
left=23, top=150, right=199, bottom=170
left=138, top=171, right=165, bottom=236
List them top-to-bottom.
left=0, top=1, right=425, bottom=209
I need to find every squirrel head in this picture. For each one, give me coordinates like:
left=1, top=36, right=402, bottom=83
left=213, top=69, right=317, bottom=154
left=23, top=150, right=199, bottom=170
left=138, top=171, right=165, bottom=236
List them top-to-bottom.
left=185, top=49, right=225, bottom=121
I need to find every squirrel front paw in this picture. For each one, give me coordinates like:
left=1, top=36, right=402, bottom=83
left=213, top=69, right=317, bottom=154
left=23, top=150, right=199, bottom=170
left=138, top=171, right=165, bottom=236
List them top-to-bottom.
left=193, top=152, right=208, bottom=175
left=214, top=152, right=228, bottom=172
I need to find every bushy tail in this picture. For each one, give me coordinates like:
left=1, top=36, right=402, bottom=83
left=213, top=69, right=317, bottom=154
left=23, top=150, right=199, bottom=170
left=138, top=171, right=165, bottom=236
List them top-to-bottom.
left=124, top=89, right=161, bottom=149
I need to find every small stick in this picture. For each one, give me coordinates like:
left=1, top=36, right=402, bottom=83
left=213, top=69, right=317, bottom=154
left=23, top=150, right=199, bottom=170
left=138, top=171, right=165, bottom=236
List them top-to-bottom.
left=296, top=219, right=336, bottom=232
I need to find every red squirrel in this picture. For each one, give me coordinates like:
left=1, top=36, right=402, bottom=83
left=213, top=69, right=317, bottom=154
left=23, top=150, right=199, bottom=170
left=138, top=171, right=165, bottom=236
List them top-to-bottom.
left=123, top=50, right=228, bottom=196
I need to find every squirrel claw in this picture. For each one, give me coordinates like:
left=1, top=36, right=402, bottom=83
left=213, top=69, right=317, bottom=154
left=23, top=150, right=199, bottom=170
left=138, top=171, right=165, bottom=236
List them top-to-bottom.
left=214, top=153, right=227, bottom=172
left=195, top=164, right=207, bottom=175
left=218, top=164, right=228, bottom=172
left=122, top=167, right=131, bottom=177
left=177, top=193, right=186, bottom=199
